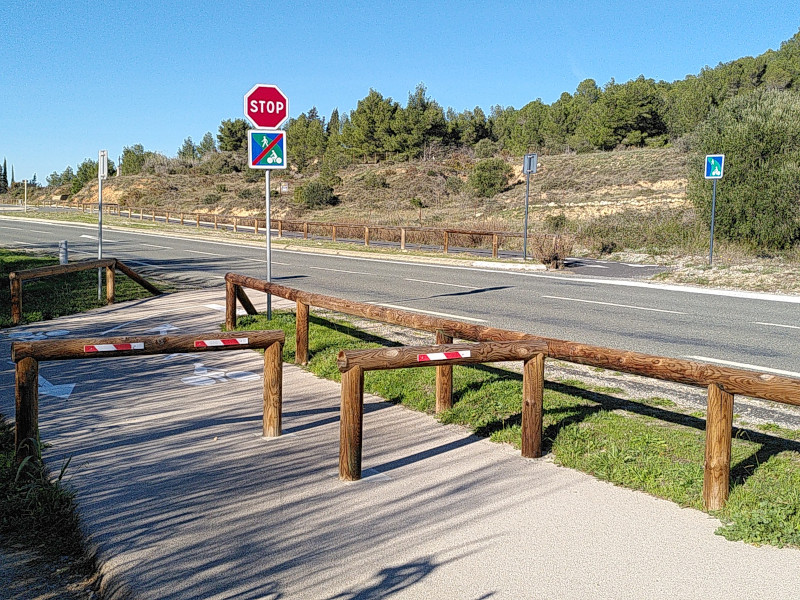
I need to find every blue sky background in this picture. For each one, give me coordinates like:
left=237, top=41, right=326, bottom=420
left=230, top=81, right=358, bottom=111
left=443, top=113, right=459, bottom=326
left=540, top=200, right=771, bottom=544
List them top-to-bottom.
left=2, top=1, right=799, bottom=182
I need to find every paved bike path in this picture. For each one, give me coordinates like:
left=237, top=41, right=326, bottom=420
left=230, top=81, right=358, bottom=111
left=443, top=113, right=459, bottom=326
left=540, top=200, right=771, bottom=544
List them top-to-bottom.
left=1, top=289, right=798, bottom=599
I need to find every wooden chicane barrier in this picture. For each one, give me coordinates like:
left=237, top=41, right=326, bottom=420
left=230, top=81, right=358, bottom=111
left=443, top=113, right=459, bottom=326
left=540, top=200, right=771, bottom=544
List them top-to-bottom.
left=8, top=258, right=162, bottom=325
left=224, top=273, right=800, bottom=509
left=11, top=330, right=285, bottom=461
left=337, top=341, right=548, bottom=481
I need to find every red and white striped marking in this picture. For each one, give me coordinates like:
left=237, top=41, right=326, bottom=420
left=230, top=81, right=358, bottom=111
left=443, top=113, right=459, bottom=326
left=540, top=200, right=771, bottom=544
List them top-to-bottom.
left=194, top=337, right=250, bottom=348
left=84, top=343, right=145, bottom=353
left=417, top=350, right=471, bottom=362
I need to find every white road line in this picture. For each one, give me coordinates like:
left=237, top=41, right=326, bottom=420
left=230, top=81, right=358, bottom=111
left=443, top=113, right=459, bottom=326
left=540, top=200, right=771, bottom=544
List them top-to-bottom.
left=0, top=226, right=23, bottom=230
left=29, top=230, right=50, bottom=234
left=80, top=234, right=119, bottom=242
left=12, top=241, right=32, bottom=245
left=141, top=243, right=173, bottom=249
left=186, top=250, right=224, bottom=256
left=238, top=258, right=291, bottom=265
left=582, top=265, right=610, bottom=269
left=309, top=266, right=371, bottom=275
left=405, top=278, right=479, bottom=289
left=541, top=295, right=687, bottom=315
left=368, top=302, right=487, bottom=323
left=752, top=322, right=800, bottom=330
left=685, top=355, right=800, bottom=379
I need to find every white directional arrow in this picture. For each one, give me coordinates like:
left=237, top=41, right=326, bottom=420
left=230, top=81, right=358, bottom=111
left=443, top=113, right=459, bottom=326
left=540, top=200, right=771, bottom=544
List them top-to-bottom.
left=146, top=324, right=179, bottom=335
left=39, top=375, right=75, bottom=399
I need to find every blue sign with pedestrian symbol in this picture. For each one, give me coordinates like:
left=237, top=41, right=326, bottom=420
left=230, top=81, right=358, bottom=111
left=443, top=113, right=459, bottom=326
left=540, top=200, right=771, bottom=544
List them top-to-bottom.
left=248, top=130, right=287, bottom=170
left=705, top=154, right=724, bottom=179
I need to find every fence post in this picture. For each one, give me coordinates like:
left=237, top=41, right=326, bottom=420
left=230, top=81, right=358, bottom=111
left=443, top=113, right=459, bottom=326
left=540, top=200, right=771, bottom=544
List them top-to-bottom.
left=139, top=208, right=143, bottom=221
left=166, top=211, right=170, bottom=224
left=180, top=213, right=184, bottom=225
left=196, top=214, right=200, bottom=228
left=214, top=215, right=218, bottom=230
left=233, top=217, right=238, bottom=233
left=254, top=219, right=258, bottom=235
left=278, top=220, right=283, bottom=238
left=303, top=222, right=308, bottom=239
left=332, top=225, right=337, bottom=242
left=364, top=227, right=370, bottom=247
left=401, top=228, right=406, bottom=251
left=443, top=231, right=449, bottom=254
left=492, top=234, right=499, bottom=258
left=105, top=265, right=115, bottom=304
left=10, top=275, right=22, bottom=325
left=225, top=280, right=237, bottom=330
left=296, top=300, right=309, bottom=365
left=435, top=331, right=453, bottom=413
left=263, top=341, right=283, bottom=437
left=521, top=353, right=545, bottom=458
left=15, top=357, right=39, bottom=461
left=339, top=366, right=364, bottom=481
left=703, top=383, right=734, bottom=510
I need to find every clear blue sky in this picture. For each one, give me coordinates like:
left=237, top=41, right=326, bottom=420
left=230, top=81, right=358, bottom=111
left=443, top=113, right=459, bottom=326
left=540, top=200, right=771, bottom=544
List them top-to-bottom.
left=2, top=0, right=798, bottom=182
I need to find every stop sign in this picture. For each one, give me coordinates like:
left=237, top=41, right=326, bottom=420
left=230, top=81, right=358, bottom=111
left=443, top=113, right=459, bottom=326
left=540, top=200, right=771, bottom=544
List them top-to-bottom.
left=244, top=84, right=289, bottom=129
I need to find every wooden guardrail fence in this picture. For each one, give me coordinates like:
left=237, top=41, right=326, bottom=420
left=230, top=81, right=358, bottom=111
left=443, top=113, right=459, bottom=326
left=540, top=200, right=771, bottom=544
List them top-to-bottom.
left=80, top=202, right=537, bottom=258
left=9, top=258, right=162, bottom=325
left=224, top=273, right=800, bottom=509
left=11, top=330, right=285, bottom=461
left=337, top=340, right=548, bottom=480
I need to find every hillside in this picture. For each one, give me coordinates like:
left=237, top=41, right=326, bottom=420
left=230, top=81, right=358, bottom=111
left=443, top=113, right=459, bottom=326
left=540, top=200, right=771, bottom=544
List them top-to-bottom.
left=65, top=147, right=689, bottom=236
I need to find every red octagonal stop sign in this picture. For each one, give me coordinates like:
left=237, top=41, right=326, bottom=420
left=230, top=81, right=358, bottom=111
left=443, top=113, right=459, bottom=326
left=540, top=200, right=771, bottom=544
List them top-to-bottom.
left=244, top=84, right=289, bottom=129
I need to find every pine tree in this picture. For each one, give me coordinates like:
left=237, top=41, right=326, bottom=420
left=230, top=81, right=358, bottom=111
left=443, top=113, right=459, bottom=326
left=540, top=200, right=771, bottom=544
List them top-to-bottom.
left=0, top=159, right=7, bottom=194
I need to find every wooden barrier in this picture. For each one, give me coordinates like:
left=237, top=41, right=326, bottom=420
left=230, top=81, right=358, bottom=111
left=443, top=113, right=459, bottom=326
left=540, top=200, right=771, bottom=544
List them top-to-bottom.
left=8, top=259, right=162, bottom=325
left=224, top=274, right=800, bottom=508
left=11, top=330, right=285, bottom=460
left=337, top=341, right=548, bottom=480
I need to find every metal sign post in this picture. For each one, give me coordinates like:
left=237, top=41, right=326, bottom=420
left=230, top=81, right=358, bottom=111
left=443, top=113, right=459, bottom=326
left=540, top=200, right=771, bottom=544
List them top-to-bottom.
left=245, top=84, right=289, bottom=319
left=98, top=150, right=108, bottom=299
left=522, top=153, right=538, bottom=260
left=704, top=154, right=724, bottom=266
left=22, top=180, right=27, bottom=213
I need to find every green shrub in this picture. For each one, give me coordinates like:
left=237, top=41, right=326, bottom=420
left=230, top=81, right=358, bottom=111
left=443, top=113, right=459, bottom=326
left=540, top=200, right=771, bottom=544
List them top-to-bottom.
left=687, top=89, right=800, bottom=249
left=474, top=138, right=499, bottom=159
left=468, top=158, right=513, bottom=197
left=361, top=171, right=388, bottom=189
left=445, top=176, right=464, bottom=194
left=294, top=179, right=336, bottom=208
left=201, top=193, right=221, bottom=205
left=544, top=213, right=569, bottom=233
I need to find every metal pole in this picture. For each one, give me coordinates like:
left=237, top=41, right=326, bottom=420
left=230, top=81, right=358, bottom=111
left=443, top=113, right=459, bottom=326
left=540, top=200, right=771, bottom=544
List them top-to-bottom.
left=265, top=170, right=272, bottom=319
left=523, top=172, right=530, bottom=260
left=98, top=173, right=103, bottom=299
left=709, top=179, right=717, bottom=266
left=23, top=180, right=27, bottom=213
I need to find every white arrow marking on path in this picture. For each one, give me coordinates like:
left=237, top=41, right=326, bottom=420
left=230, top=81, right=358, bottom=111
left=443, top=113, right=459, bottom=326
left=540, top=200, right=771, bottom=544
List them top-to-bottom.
left=146, top=324, right=179, bottom=335
left=38, top=375, right=75, bottom=399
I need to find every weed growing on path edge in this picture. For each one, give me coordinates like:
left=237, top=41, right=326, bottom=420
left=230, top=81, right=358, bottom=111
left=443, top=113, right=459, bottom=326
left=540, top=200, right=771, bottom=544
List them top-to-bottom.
left=233, top=310, right=800, bottom=549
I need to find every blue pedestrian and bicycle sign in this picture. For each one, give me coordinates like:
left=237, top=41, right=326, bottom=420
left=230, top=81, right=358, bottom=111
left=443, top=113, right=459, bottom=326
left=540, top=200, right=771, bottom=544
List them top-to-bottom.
left=248, top=130, right=287, bottom=169
left=705, top=154, right=724, bottom=179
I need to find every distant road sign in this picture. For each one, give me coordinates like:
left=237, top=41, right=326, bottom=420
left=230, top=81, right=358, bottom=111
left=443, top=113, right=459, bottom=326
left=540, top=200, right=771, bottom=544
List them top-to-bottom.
left=244, top=84, right=289, bottom=129
left=248, top=130, right=287, bottom=169
left=523, top=153, right=538, bottom=174
left=705, top=154, right=725, bottom=179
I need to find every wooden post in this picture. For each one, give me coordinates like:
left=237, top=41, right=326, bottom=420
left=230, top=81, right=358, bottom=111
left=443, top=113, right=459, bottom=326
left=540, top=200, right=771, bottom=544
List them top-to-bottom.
left=139, top=208, right=143, bottom=221
left=166, top=211, right=170, bottom=224
left=180, top=213, right=184, bottom=225
left=196, top=214, right=200, bottom=228
left=214, top=215, right=218, bottom=230
left=233, top=217, right=238, bottom=233
left=254, top=219, right=259, bottom=235
left=277, top=220, right=283, bottom=238
left=303, top=222, right=308, bottom=239
left=332, top=225, right=337, bottom=242
left=364, top=227, right=370, bottom=247
left=400, top=228, right=406, bottom=251
left=443, top=231, right=449, bottom=254
left=492, top=234, right=499, bottom=258
left=114, top=260, right=162, bottom=295
left=105, top=265, right=115, bottom=304
left=10, top=275, right=22, bottom=325
left=225, top=280, right=237, bottom=330
left=235, top=285, right=258, bottom=316
left=296, top=301, right=309, bottom=365
left=435, top=331, right=453, bottom=413
left=263, top=341, right=283, bottom=437
left=521, top=353, right=545, bottom=458
left=15, top=357, right=38, bottom=461
left=339, top=366, right=364, bottom=481
left=703, top=383, right=734, bottom=510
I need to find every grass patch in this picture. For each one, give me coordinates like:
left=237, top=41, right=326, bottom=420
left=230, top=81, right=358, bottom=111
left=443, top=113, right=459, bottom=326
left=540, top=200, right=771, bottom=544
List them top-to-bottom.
left=0, top=248, right=169, bottom=327
left=234, top=310, right=800, bottom=548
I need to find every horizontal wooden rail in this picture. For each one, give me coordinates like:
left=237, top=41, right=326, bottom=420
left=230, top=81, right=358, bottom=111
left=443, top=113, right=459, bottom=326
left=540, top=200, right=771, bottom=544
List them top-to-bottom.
left=8, top=259, right=162, bottom=326
left=225, top=274, right=800, bottom=508
left=12, top=330, right=285, bottom=461
left=337, top=341, right=547, bottom=480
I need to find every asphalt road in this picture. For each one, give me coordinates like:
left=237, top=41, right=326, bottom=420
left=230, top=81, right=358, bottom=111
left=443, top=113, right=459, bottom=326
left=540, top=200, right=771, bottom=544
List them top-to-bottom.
left=2, top=214, right=798, bottom=377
